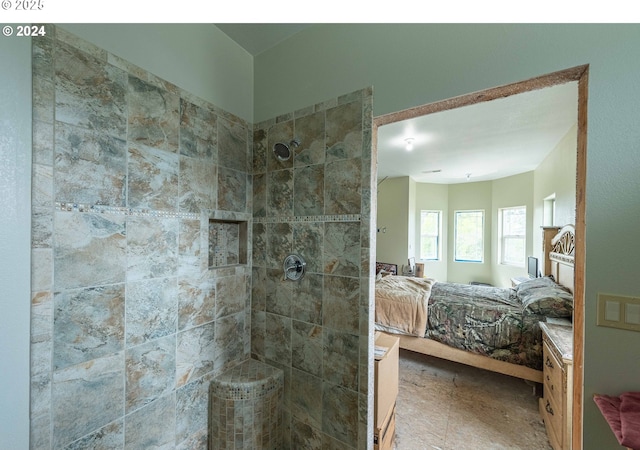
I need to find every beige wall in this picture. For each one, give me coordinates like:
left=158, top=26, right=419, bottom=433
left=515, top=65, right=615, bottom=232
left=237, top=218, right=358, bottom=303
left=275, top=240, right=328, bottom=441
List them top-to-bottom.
left=533, top=124, right=578, bottom=254
left=378, top=152, right=568, bottom=288
left=491, top=171, right=535, bottom=287
left=376, top=177, right=410, bottom=270
left=408, top=177, right=417, bottom=263
left=448, top=181, right=494, bottom=284
left=414, top=183, right=449, bottom=281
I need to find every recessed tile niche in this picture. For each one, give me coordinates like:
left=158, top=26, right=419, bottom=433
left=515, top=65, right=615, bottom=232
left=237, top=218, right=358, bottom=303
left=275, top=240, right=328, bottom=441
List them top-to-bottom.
left=208, top=219, right=248, bottom=268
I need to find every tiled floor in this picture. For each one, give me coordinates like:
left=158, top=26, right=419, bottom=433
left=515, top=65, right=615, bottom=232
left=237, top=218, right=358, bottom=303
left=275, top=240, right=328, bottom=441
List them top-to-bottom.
left=394, top=349, right=553, bottom=450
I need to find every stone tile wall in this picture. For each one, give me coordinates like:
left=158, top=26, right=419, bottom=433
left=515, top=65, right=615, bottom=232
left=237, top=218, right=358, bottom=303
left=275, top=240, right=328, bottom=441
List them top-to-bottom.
left=30, top=25, right=376, bottom=450
left=30, top=26, right=252, bottom=449
left=251, top=88, right=375, bottom=450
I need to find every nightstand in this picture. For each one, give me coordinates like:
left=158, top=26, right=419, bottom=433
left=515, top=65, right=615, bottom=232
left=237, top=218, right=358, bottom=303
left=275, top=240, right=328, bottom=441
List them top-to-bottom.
left=539, top=321, right=573, bottom=450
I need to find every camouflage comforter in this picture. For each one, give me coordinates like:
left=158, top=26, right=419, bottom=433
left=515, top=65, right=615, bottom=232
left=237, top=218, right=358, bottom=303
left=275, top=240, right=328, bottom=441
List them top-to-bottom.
left=376, top=277, right=573, bottom=371
left=425, top=282, right=542, bottom=369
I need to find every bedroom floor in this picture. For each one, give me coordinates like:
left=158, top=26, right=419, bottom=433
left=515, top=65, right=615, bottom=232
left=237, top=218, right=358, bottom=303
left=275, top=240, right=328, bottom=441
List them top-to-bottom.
left=394, top=349, right=553, bottom=450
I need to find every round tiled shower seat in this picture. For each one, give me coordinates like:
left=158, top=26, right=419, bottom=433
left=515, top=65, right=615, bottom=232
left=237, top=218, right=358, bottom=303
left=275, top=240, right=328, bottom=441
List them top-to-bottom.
left=209, top=359, right=284, bottom=450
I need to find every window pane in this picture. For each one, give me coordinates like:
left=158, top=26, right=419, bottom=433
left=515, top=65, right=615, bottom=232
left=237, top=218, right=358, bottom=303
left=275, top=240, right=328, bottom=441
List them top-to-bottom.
left=499, top=206, right=526, bottom=266
left=503, top=208, right=526, bottom=235
left=420, top=211, right=440, bottom=261
left=421, top=211, right=438, bottom=234
left=455, top=211, right=483, bottom=262
left=421, top=236, right=437, bottom=260
left=503, top=237, right=525, bottom=265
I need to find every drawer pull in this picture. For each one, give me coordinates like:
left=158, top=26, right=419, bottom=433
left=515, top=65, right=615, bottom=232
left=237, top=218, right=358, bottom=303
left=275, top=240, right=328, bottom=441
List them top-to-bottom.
left=545, top=356, right=554, bottom=369
left=545, top=400, right=554, bottom=416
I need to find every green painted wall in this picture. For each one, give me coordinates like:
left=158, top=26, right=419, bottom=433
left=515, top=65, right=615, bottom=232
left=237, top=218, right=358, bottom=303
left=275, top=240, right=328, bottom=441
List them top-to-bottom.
left=255, top=24, right=640, bottom=447
left=0, top=36, right=32, bottom=449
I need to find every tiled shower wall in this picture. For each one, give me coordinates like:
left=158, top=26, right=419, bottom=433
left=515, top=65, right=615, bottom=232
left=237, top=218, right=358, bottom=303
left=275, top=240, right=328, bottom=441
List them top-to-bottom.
left=30, top=26, right=252, bottom=449
left=251, top=89, right=375, bottom=449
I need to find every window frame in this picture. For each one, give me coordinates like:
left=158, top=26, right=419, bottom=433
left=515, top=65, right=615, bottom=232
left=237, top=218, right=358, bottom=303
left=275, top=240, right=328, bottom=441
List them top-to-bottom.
left=498, top=205, right=527, bottom=267
left=454, top=209, right=485, bottom=263
left=419, top=210, right=442, bottom=261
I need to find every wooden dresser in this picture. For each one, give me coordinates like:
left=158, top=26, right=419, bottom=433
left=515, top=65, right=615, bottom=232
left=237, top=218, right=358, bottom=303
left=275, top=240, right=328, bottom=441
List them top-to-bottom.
left=539, top=321, right=573, bottom=450
left=374, top=332, right=399, bottom=450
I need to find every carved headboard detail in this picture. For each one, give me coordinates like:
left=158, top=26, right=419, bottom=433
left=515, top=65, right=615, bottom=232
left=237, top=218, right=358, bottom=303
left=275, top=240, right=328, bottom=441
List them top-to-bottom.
left=549, top=224, right=575, bottom=293
left=551, top=224, right=575, bottom=263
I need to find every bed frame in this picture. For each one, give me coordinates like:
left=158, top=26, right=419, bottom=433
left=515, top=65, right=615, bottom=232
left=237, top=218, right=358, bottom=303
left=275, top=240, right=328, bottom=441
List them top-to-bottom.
left=391, top=225, right=575, bottom=383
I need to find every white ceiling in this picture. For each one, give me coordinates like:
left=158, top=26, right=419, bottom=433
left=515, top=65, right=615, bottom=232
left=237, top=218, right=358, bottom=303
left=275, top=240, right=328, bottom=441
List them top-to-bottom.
left=214, top=25, right=579, bottom=185
left=377, top=82, right=578, bottom=184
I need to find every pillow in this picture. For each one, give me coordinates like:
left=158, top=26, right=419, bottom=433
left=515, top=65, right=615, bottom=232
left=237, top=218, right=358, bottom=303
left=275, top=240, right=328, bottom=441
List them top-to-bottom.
left=515, top=276, right=558, bottom=293
left=516, top=276, right=573, bottom=317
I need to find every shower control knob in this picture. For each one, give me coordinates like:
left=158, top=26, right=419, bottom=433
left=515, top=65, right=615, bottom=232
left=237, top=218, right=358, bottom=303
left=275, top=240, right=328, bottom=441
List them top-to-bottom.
left=282, top=254, right=306, bottom=281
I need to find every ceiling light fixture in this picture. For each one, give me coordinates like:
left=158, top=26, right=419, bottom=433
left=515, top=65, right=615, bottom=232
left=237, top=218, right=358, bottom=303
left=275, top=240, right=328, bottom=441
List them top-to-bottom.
left=404, top=138, right=414, bottom=151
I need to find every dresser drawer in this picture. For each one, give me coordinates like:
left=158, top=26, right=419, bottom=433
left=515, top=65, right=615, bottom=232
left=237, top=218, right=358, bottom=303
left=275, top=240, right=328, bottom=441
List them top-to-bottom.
left=540, top=322, right=573, bottom=450
left=543, top=341, right=564, bottom=402
left=542, top=377, right=564, bottom=443
left=540, top=395, right=562, bottom=450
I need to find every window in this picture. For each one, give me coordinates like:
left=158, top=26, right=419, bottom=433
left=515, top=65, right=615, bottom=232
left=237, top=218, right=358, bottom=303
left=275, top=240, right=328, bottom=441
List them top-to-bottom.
left=543, top=194, right=556, bottom=227
left=499, top=206, right=526, bottom=266
left=419, top=210, right=441, bottom=260
left=454, top=210, right=484, bottom=263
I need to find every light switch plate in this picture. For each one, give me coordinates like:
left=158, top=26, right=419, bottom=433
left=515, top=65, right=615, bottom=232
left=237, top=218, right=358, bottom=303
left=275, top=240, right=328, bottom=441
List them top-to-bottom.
left=597, top=293, right=640, bottom=332
left=604, top=300, right=620, bottom=322
left=625, top=303, right=640, bottom=325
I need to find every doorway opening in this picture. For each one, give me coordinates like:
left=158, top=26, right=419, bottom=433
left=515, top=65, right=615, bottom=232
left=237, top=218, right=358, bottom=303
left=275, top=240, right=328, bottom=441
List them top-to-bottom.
left=372, top=65, right=588, bottom=449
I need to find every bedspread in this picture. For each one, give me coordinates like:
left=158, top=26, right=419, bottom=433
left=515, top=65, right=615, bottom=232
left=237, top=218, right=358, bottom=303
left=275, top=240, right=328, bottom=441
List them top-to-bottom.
left=374, top=276, right=572, bottom=370
left=375, top=276, right=434, bottom=336
left=425, top=282, right=545, bottom=369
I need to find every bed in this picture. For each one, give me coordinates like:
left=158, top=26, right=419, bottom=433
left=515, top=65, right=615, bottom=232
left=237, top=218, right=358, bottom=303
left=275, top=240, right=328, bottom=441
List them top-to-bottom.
left=374, top=225, right=576, bottom=383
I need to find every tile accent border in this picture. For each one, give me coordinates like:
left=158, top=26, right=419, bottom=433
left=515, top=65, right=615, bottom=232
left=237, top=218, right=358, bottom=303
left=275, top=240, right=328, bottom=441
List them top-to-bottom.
left=55, top=202, right=199, bottom=220
left=254, top=214, right=361, bottom=224
left=210, top=359, right=283, bottom=400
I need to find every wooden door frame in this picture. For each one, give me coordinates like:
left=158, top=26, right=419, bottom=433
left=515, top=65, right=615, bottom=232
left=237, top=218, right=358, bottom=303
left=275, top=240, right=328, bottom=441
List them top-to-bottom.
left=372, top=65, right=588, bottom=449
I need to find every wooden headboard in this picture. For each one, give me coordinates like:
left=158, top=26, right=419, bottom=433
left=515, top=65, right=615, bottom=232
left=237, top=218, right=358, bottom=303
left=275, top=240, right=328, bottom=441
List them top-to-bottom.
left=548, top=224, right=575, bottom=293
left=375, top=262, right=398, bottom=275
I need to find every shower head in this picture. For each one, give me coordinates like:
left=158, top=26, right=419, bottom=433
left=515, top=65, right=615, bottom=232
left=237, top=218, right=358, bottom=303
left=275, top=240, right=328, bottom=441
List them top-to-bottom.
left=272, top=139, right=301, bottom=162
left=273, top=142, right=291, bottom=161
